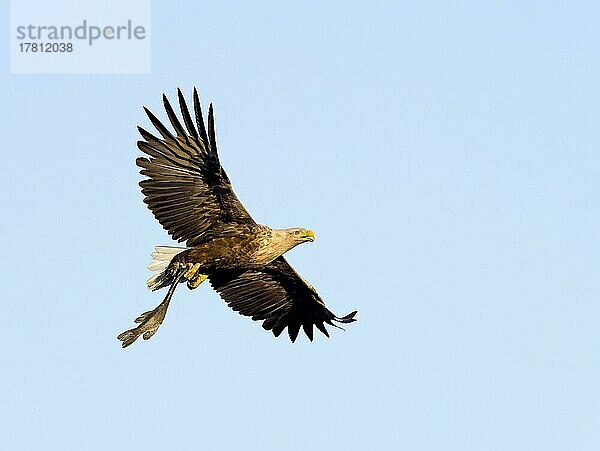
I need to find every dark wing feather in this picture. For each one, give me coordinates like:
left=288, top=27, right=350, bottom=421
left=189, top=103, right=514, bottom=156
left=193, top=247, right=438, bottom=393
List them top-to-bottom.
left=137, top=88, right=255, bottom=246
left=209, top=257, right=357, bottom=342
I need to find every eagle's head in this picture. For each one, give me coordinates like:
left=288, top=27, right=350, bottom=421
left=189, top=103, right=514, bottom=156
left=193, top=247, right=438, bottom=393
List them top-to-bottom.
left=269, top=227, right=316, bottom=257
left=289, top=227, right=315, bottom=243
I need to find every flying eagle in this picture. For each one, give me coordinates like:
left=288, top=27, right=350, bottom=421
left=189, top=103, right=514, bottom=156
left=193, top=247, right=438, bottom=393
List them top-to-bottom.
left=118, top=89, right=357, bottom=347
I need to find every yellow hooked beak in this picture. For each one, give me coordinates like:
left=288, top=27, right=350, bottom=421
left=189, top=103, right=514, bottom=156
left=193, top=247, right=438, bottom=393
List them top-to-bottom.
left=304, top=229, right=315, bottom=242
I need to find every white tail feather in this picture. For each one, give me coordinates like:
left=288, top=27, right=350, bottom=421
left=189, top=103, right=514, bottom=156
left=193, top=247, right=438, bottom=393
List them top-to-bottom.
left=146, top=246, right=187, bottom=289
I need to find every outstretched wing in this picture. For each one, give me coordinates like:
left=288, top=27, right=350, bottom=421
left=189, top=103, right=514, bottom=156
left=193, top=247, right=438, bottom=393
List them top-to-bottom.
left=136, top=88, right=255, bottom=246
left=209, top=257, right=357, bottom=342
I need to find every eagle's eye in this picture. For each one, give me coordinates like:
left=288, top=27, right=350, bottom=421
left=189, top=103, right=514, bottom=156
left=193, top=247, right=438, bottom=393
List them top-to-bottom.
left=294, top=230, right=300, bottom=235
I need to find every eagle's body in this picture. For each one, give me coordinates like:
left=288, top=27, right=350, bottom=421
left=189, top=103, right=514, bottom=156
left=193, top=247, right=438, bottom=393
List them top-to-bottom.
left=118, top=88, right=356, bottom=347
left=176, top=225, right=302, bottom=270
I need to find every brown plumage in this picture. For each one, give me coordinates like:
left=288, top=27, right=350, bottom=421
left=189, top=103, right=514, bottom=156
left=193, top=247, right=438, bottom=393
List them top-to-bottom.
left=117, top=88, right=357, bottom=347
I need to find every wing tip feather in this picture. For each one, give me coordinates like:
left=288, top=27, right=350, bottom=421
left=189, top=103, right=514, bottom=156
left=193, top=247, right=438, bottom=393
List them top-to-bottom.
left=335, top=310, right=358, bottom=324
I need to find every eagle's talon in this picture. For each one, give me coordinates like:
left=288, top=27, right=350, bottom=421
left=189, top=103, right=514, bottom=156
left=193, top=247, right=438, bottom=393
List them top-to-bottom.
left=183, top=262, right=201, bottom=279
left=187, top=272, right=208, bottom=290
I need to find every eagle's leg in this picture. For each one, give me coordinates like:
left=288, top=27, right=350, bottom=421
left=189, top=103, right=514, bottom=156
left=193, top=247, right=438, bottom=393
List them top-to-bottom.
left=184, top=262, right=201, bottom=279
left=186, top=263, right=208, bottom=289
left=117, top=269, right=184, bottom=348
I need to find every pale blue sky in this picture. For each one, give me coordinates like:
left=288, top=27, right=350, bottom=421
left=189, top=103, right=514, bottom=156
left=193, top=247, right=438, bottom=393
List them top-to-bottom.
left=1, top=1, right=600, bottom=450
